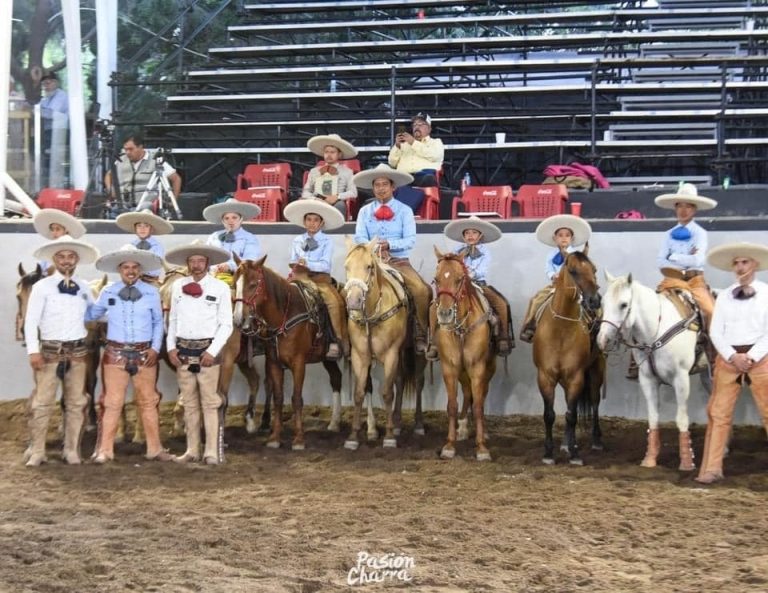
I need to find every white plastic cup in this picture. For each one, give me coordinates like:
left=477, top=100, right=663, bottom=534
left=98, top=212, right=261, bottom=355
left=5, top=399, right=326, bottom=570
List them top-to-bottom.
left=495, top=132, right=506, bottom=144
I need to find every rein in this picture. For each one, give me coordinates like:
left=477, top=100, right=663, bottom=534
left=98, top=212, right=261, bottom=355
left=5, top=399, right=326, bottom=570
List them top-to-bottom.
left=345, top=259, right=405, bottom=328
left=434, top=260, right=489, bottom=340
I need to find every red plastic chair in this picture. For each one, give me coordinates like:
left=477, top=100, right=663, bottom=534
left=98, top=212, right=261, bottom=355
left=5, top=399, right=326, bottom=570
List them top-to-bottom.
left=236, top=163, right=292, bottom=201
left=513, top=184, right=569, bottom=218
left=451, top=186, right=513, bottom=219
left=417, top=187, right=441, bottom=220
left=36, top=188, right=85, bottom=216
left=233, top=188, right=282, bottom=222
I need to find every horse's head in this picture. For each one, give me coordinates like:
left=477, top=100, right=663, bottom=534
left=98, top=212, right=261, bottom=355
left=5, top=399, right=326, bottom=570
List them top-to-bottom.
left=344, top=239, right=378, bottom=316
left=433, top=247, right=471, bottom=327
left=563, top=248, right=601, bottom=312
left=234, top=255, right=268, bottom=331
left=16, top=263, right=45, bottom=342
left=597, top=270, right=634, bottom=352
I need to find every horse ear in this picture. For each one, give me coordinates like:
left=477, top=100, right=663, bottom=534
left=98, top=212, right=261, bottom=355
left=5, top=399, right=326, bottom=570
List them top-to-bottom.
left=367, top=237, right=378, bottom=251
left=582, top=241, right=590, bottom=256
left=433, top=245, right=444, bottom=259
left=233, top=253, right=242, bottom=265
left=255, top=254, right=267, bottom=266
left=18, top=262, right=25, bottom=277
left=604, top=269, right=615, bottom=283
left=627, top=273, right=633, bottom=285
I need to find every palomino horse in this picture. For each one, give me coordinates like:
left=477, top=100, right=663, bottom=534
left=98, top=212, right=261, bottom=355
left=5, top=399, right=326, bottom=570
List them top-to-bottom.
left=343, top=239, right=424, bottom=450
left=533, top=248, right=605, bottom=465
left=432, top=249, right=497, bottom=461
left=234, top=255, right=343, bottom=450
left=159, top=267, right=266, bottom=435
left=597, top=272, right=697, bottom=471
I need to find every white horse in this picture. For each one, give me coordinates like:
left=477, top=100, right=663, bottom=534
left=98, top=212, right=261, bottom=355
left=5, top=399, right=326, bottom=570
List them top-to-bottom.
left=596, top=271, right=698, bottom=471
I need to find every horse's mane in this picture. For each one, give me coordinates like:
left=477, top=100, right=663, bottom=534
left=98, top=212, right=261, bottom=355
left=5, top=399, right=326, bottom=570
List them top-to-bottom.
left=566, top=250, right=592, bottom=266
left=257, top=261, right=292, bottom=312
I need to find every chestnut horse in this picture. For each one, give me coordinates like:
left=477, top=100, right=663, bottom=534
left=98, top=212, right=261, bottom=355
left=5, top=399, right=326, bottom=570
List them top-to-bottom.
left=343, top=239, right=424, bottom=450
left=532, top=248, right=605, bottom=465
left=432, top=249, right=497, bottom=461
left=234, top=255, right=343, bottom=450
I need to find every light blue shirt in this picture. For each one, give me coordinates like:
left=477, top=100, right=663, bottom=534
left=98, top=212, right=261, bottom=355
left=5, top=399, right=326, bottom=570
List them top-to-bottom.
left=40, top=88, right=68, bottom=130
left=354, top=198, right=416, bottom=258
left=656, top=220, right=707, bottom=271
left=206, top=227, right=262, bottom=272
left=290, top=231, right=333, bottom=273
left=132, top=236, right=164, bottom=278
left=453, top=244, right=490, bottom=284
left=546, top=245, right=576, bottom=281
left=86, top=280, right=164, bottom=352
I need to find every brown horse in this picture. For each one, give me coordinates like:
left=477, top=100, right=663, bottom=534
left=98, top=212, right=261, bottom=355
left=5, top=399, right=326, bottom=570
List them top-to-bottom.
left=343, top=239, right=424, bottom=450
left=532, top=248, right=605, bottom=465
left=432, top=249, right=497, bottom=461
left=234, top=255, right=343, bottom=450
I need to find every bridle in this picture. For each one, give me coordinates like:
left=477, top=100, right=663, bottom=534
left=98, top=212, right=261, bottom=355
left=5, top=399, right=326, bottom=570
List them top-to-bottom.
left=344, top=255, right=405, bottom=327
left=433, top=259, right=489, bottom=338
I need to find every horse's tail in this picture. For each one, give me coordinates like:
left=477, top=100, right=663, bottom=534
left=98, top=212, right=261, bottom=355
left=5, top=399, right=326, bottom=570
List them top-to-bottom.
left=399, top=345, right=418, bottom=401
left=578, top=351, right=606, bottom=431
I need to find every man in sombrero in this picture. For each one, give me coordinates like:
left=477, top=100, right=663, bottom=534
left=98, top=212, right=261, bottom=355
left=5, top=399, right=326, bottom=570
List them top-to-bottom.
left=301, top=133, right=358, bottom=217
left=352, top=164, right=432, bottom=353
left=203, top=198, right=263, bottom=286
left=284, top=199, right=349, bottom=359
left=32, top=209, right=87, bottom=274
left=115, top=209, right=174, bottom=285
left=23, top=235, right=99, bottom=466
left=165, top=242, right=233, bottom=465
left=696, top=242, right=768, bottom=484
left=87, top=245, right=172, bottom=464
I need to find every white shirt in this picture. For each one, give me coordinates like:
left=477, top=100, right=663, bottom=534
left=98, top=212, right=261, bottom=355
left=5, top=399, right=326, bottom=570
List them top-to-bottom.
left=24, top=271, right=93, bottom=355
left=166, top=274, right=233, bottom=357
left=710, top=279, right=768, bottom=363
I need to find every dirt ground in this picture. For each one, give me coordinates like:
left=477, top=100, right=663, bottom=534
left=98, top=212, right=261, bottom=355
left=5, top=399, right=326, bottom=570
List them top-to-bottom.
left=1, top=398, right=767, bottom=593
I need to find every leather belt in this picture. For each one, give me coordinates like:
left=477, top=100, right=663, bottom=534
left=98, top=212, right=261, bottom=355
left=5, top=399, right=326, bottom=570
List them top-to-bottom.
left=661, top=267, right=703, bottom=281
left=177, top=337, right=213, bottom=350
left=40, top=338, right=86, bottom=350
left=107, top=340, right=151, bottom=351
left=733, top=344, right=754, bottom=354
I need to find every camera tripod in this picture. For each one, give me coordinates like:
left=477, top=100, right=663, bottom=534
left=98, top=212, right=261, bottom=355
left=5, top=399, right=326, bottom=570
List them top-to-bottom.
left=135, top=151, right=183, bottom=220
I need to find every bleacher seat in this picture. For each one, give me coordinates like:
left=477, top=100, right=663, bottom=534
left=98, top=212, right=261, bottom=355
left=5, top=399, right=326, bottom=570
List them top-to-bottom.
left=236, top=163, right=292, bottom=201
left=513, top=184, right=568, bottom=218
left=451, top=186, right=513, bottom=219
left=418, top=187, right=441, bottom=220
left=36, top=188, right=85, bottom=216
left=233, top=188, right=282, bottom=222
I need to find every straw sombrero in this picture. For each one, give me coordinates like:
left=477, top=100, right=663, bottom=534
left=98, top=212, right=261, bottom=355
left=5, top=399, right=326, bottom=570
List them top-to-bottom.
left=306, top=134, right=358, bottom=160
left=353, top=164, right=413, bottom=190
left=654, top=183, right=717, bottom=211
left=203, top=198, right=261, bottom=224
left=283, top=199, right=345, bottom=230
left=33, top=209, right=86, bottom=239
left=116, top=210, right=174, bottom=235
left=535, top=214, right=592, bottom=247
left=444, top=216, right=502, bottom=244
left=33, top=236, right=99, bottom=264
left=165, top=241, right=230, bottom=267
left=707, top=242, right=768, bottom=271
left=96, top=244, right=163, bottom=274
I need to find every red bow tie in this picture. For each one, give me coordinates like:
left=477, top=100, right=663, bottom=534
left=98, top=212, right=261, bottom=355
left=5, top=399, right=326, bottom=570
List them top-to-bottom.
left=319, top=165, right=338, bottom=175
left=374, top=204, right=395, bottom=220
left=182, top=282, right=203, bottom=298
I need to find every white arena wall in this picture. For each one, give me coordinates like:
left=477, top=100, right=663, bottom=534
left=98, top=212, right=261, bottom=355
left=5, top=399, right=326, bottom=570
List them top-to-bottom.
left=2, top=220, right=765, bottom=426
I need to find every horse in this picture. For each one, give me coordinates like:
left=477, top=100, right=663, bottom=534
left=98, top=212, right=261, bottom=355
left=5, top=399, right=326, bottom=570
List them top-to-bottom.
left=343, top=239, right=424, bottom=450
left=432, top=248, right=497, bottom=461
left=532, top=248, right=605, bottom=465
left=233, top=255, right=343, bottom=450
left=159, top=267, right=267, bottom=436
left=596, top=272, right=698, bottom=471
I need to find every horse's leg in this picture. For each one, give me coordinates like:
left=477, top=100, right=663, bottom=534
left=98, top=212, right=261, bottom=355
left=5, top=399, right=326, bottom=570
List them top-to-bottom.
left=380, top=347, right=400, bottom=448
left=345, top=349, right=371, bottom=450
left=413, top=356, right=426, bottom=436
left=590, top=356, right=606, bottom=451
left=265, top=357, right=285, bottom=449
left=289, top=358, right=307, bottom=451
left=240, top=360, right=263, bottom=434
left=324, top=361, right=343, bottom=432
left=440, top=365, right=460, bottom=459
left=471, top=368, right=492, bottom=462
left=393, top=370, right=403, bottom=437
left=366, top=371, right=378, bottom=442
left=537, top=371, right=557, bottom=464
left=672, top=371, right=695, bottom=471
left=638, top=372, right=662, bottom=468
left=457, top=374, right=473, bottom=442
left=563, top=374, right=586, bottom=466
left=172, top=397, right=185, bottom=436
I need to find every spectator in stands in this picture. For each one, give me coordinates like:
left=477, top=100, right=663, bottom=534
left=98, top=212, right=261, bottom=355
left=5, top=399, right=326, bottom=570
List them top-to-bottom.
left=39, top=72, right=69, bottom=187
left=388, top=112, right=444, bottom=214
left=104, top=132, right=182, bottom=211
left=302, top=134, right=358, bottom=217
left=353, top=164, right=431, bottom=353
left=203, top=198, right=263, bottom=286
left=115, top=210, right=174, bottom=286
left=695, top=242, right=768, bottom=484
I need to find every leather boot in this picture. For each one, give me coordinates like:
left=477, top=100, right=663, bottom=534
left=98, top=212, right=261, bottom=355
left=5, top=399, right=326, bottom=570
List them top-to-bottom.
left=519, top=321, right=535, bottom=344
left=202, top=407, right=221, bottom=464
left=640, top=428, right=661, bottom=468
left=678, top=431, right=695, bottom=471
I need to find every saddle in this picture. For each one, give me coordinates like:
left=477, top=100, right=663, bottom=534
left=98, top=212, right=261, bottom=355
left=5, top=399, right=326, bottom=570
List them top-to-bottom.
left=378, top=262, right=408, bottom=304
left=290, top=278, right=335, bottom=353
left=471, top=281, right=497, bottom=327
left=657, top=287, right=711, bottom=374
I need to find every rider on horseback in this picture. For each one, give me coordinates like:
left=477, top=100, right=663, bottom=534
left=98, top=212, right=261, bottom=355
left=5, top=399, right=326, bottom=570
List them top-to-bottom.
left=203, top=198, right=263, bottom=287
left=284, top=199, right=349, bottom=360
left=32, top=209, right=87, bottom=274
left=115, top=209, right=174, bottom=286
left=520, top=214, right=592, bottom=343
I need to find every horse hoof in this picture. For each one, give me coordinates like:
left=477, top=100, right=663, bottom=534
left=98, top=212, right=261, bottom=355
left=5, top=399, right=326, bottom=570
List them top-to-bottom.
left=245, top=417, right=257, bottom=434
left=327, top=422, right=341, bottom=433
left=393, top=427, right=401, bottom=437
left=414, top=427, right=426, bottom=436
left=367, top=431, right=379, bottom=442
left=383, top=438, right=397, bottom=448
left=266, top=440, right=280, bottom=449
left=344, top=440, right=359, bottom=451
left=292, top=443, right=305, bottom=451
left=591, top=443, right=604, bottom=451
left=560, top=444, right=570, bottom=453
left=440, top=447, right=455, bottom=460
left=476, top=451, right=492, bottom=462
left=542, top=457, right=555, bottom=465
left=569, top=458, right=584, bottom=466
left=640, top=458, right=657, bottom=468
left=678, top=462, right=696, bottom=472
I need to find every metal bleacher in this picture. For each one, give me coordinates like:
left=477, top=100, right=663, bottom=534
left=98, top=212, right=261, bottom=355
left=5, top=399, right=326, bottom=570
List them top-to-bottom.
left=120, top=0, right=768, bottom=200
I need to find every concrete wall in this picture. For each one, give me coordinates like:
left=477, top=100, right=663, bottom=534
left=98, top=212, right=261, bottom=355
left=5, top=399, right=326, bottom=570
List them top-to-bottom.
left=4, top=220, right=766, bottom=426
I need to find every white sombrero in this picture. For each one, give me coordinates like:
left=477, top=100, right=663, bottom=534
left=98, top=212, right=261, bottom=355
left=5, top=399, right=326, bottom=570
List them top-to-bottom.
left=306, top=134, right=358, bottom=160
left=353, top=164, right=413, bottom=190
left=654, top=183, right=717, bottom=211
left=203, top=198, right=262, bottom=224
left=283, top=199, right=345, bottom=230
left=33, top=209, right=86, bottom=239
left=115, top=210, right=174, bottom=235
left=535, top=214, right=592, bottom=247
left=444, top=216, right=502, bottom=244
left=33, top=236, right=99, bottom=264
left=165, top=241, right=230, bottom=266
left=707, top=242, right=768, bottom=271
left=96, top=244, right=163, bottom=274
